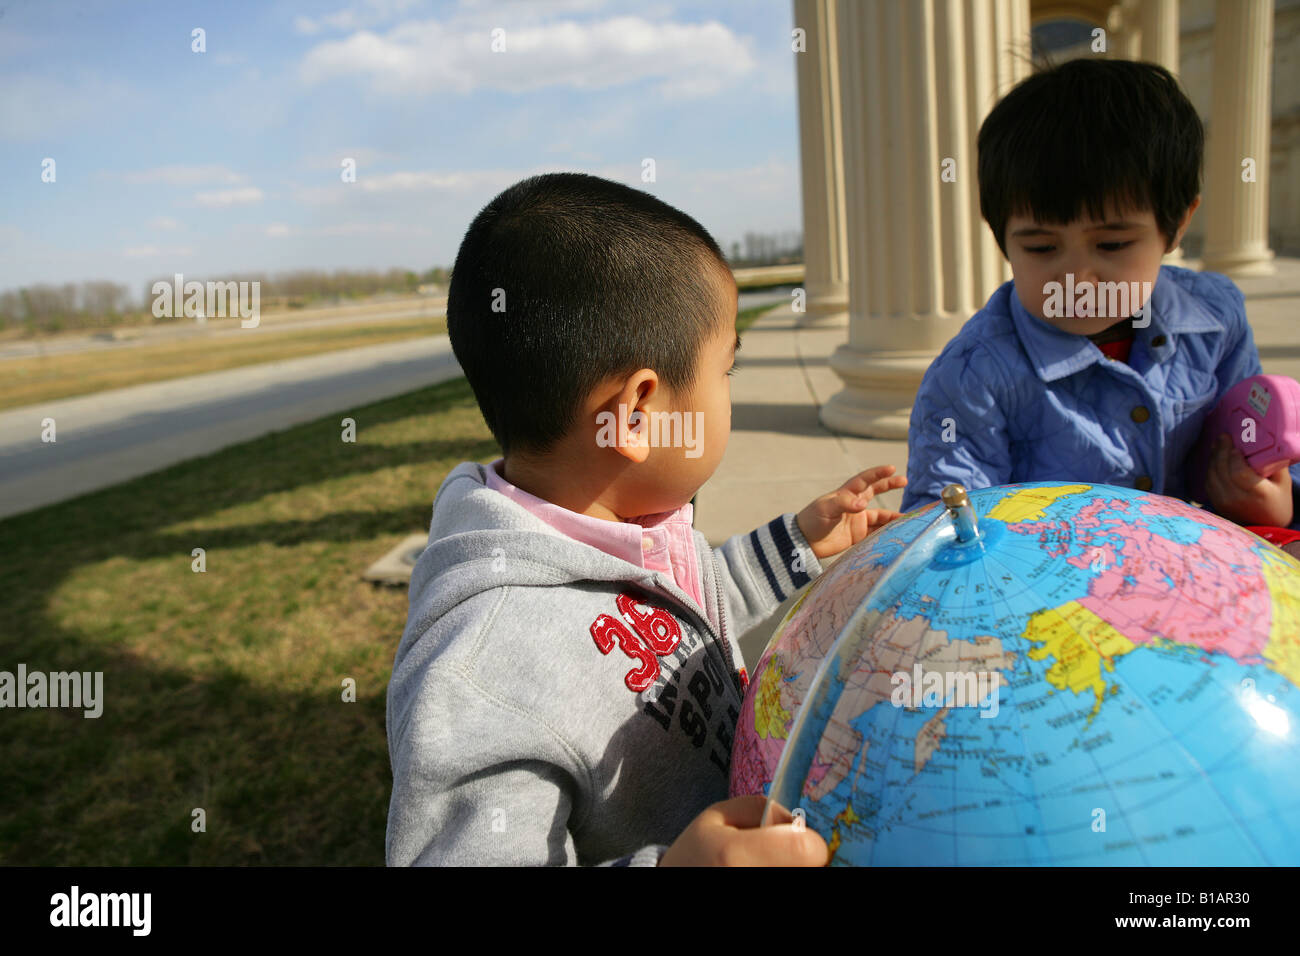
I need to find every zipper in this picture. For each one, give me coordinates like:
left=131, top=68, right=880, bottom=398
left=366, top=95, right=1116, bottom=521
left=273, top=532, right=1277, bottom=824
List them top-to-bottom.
left=709, top=549, right=743, bottom=699
left=638, top=552, right=744, bottom=701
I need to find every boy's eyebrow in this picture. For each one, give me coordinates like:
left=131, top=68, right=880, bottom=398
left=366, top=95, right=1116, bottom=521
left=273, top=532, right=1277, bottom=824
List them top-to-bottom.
left=1010, top=221, right=1145, bottom=237
left=733, top=334, right=741, bottom=353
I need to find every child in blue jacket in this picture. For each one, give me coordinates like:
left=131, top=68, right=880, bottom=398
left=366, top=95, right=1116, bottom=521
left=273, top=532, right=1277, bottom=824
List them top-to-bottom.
left=901, top=58, right=1299, bottom=533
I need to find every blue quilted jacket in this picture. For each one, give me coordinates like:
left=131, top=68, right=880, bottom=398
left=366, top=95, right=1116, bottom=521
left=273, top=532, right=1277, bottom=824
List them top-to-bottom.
left=901, top=264, right=1300, bottom=528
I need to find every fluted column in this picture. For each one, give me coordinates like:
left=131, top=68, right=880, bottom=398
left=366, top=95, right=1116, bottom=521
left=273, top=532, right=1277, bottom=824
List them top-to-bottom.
left=793, top=0, right=849, bottom=326
left=822, top=0, right=1031, bottom=439
left=1138, top=0, right=1187, bottom=263
left=1202, top=0, right=1276, bottom=276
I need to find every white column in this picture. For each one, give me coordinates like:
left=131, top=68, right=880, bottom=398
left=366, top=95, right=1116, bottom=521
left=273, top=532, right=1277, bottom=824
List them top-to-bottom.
left=793, top=0, right=849, bottom=326
left=821, top=0, right=1031, bottom=439
left=1111, top=0, right=1142, bottom=60
left=1138, top=0, right=1187, bottom=264
left=1138, top=0, right=1178, bottom=71
left=1202, top=0, right=1276, bottom=277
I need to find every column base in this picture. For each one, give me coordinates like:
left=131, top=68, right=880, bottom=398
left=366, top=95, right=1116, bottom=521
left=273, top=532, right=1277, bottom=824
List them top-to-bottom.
left=1201, top=246, right=1277, bottom=277
left=797, top=299, right=849, bottom=328
left=820, top=347, right=936, bottom=439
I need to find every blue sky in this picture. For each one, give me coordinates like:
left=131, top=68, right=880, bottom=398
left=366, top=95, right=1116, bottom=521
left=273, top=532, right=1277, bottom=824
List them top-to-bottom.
left=0, top=0, right=802, bottom=301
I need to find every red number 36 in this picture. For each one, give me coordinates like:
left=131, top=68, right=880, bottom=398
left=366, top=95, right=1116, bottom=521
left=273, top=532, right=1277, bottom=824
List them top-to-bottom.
left=589, top=593, right=683, bottom=692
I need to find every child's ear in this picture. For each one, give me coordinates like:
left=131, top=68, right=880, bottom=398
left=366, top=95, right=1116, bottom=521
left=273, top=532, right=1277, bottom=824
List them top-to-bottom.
left=605, top=371, right=657, bottom=464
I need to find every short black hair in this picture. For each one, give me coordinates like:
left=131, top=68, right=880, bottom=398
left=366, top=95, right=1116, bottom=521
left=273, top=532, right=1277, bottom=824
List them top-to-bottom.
left=977, top=58, right=1203, bottom=255
left=446, top=172, right=731, bottom=457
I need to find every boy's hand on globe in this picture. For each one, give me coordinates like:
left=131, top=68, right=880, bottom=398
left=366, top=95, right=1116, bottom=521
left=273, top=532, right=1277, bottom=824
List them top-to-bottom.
left=1205, top=435, right=1294, bottom=528
left=796, top=465, right=907, bottom=559
left=658, top=795, right=829, bottom=866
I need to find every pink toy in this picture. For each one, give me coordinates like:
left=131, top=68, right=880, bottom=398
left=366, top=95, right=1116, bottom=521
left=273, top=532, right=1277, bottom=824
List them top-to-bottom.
left=1192, top=374, right=1300, bottom=501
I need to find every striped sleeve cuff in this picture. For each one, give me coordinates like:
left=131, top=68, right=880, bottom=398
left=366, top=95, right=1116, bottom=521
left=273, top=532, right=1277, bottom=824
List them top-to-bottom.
left=746, top=514, right=819, bottom=605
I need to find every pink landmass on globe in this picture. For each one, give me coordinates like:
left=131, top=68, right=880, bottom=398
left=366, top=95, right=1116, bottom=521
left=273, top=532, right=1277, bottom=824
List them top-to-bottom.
left=1007, top=496, right=1272, bottom=658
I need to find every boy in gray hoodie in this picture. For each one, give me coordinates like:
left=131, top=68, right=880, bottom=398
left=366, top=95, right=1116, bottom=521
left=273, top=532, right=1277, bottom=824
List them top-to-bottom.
left=385, top=172, right=907, bottom=866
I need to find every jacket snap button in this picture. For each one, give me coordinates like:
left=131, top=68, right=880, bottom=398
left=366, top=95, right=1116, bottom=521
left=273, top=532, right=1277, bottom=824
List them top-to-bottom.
left=1151, top=335, right=1167, bottom=347
left=1131, top=406, right=1150, bottom=423
left=1135, top=476, right=1153, bottom=491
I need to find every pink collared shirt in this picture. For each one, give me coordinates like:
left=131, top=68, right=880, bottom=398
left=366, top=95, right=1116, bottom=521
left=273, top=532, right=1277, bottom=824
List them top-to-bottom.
left=483, top=458, right=706, bottom=612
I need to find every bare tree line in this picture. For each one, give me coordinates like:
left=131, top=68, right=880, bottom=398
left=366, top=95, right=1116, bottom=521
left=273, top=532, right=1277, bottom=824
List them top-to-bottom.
left=0, top=229, right=802, bottom=336
left=726, top=230, right=803, bottom=268
left=0, top=266, right=452, bottom=336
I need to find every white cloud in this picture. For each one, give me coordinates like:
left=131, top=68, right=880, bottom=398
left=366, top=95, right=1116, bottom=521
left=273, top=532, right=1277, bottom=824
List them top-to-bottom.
left=295, top=0, right=424, bottom=36
left=297, top=15, right=756, bottom=98
left=684, top=159, right=795, bottom=199
left=285, top=160, right=797, bottom=248
left=122, top=166, right=245, bottom=186
left=289, top=166, right=540, bottom=205
left=357, top=170, right=515, bottom=192
left=194, top=187, right=264, bottom=207
left=148, top=217, right=182, bottom=230
left=260, top=221, right=431, bottom=238
left=123, top=245, right=195, bottom=258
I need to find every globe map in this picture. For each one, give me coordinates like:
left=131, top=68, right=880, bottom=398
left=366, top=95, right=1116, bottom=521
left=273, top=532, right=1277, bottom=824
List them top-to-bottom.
left=730, top=482, right=1300, bottom=865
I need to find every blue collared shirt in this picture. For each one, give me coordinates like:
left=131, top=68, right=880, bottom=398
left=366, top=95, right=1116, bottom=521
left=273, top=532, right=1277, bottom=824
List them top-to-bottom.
left=901, top=265, right=1300, bottom=527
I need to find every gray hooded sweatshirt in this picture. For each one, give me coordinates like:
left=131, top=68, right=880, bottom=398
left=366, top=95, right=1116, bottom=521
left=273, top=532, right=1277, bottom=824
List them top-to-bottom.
left=385, top=460, right=824, bottom=866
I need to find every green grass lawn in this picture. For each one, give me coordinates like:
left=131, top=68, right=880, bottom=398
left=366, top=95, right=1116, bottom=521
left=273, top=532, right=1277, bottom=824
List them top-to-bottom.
left=0, top=303, right=774, bottom=865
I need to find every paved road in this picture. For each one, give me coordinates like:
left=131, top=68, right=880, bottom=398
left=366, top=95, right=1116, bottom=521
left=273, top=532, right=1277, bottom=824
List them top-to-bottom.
left=0, top=288, right=795, bottom=519
left=0, top=337, right=463, bottom=520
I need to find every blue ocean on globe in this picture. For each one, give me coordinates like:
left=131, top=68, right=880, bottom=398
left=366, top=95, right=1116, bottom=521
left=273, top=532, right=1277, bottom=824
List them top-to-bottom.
left=730, top=481, right=1300, bottom=865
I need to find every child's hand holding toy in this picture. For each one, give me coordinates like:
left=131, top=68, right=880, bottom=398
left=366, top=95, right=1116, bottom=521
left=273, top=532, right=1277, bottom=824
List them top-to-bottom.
left=1195, top=375, right=1300, bottom=530
left=1204, top=434, right=1294, bottom=528
left=796, top=465, right=908, bottom=560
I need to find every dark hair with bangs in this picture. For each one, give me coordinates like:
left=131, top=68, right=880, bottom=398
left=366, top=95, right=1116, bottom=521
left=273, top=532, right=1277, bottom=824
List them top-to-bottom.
left=977, top=58, right=1203, bottom=255
left=446, top=172, right=731, bottom=457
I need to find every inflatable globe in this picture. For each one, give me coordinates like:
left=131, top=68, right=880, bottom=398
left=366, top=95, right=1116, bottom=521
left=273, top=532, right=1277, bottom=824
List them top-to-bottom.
left=730, top=482, right=1300, bottom=865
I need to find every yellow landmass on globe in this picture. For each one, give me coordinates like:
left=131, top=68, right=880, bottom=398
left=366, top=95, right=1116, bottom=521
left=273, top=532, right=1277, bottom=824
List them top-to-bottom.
left=986, top=484, right=1092, bottom=523
left=1260, top=549, right=1300, bottom=689
left=1025, top=601, right=1137, bottom=720
left=754, top=661, right=792, bottom=740
left=828, top=801, right=859, bottom=859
